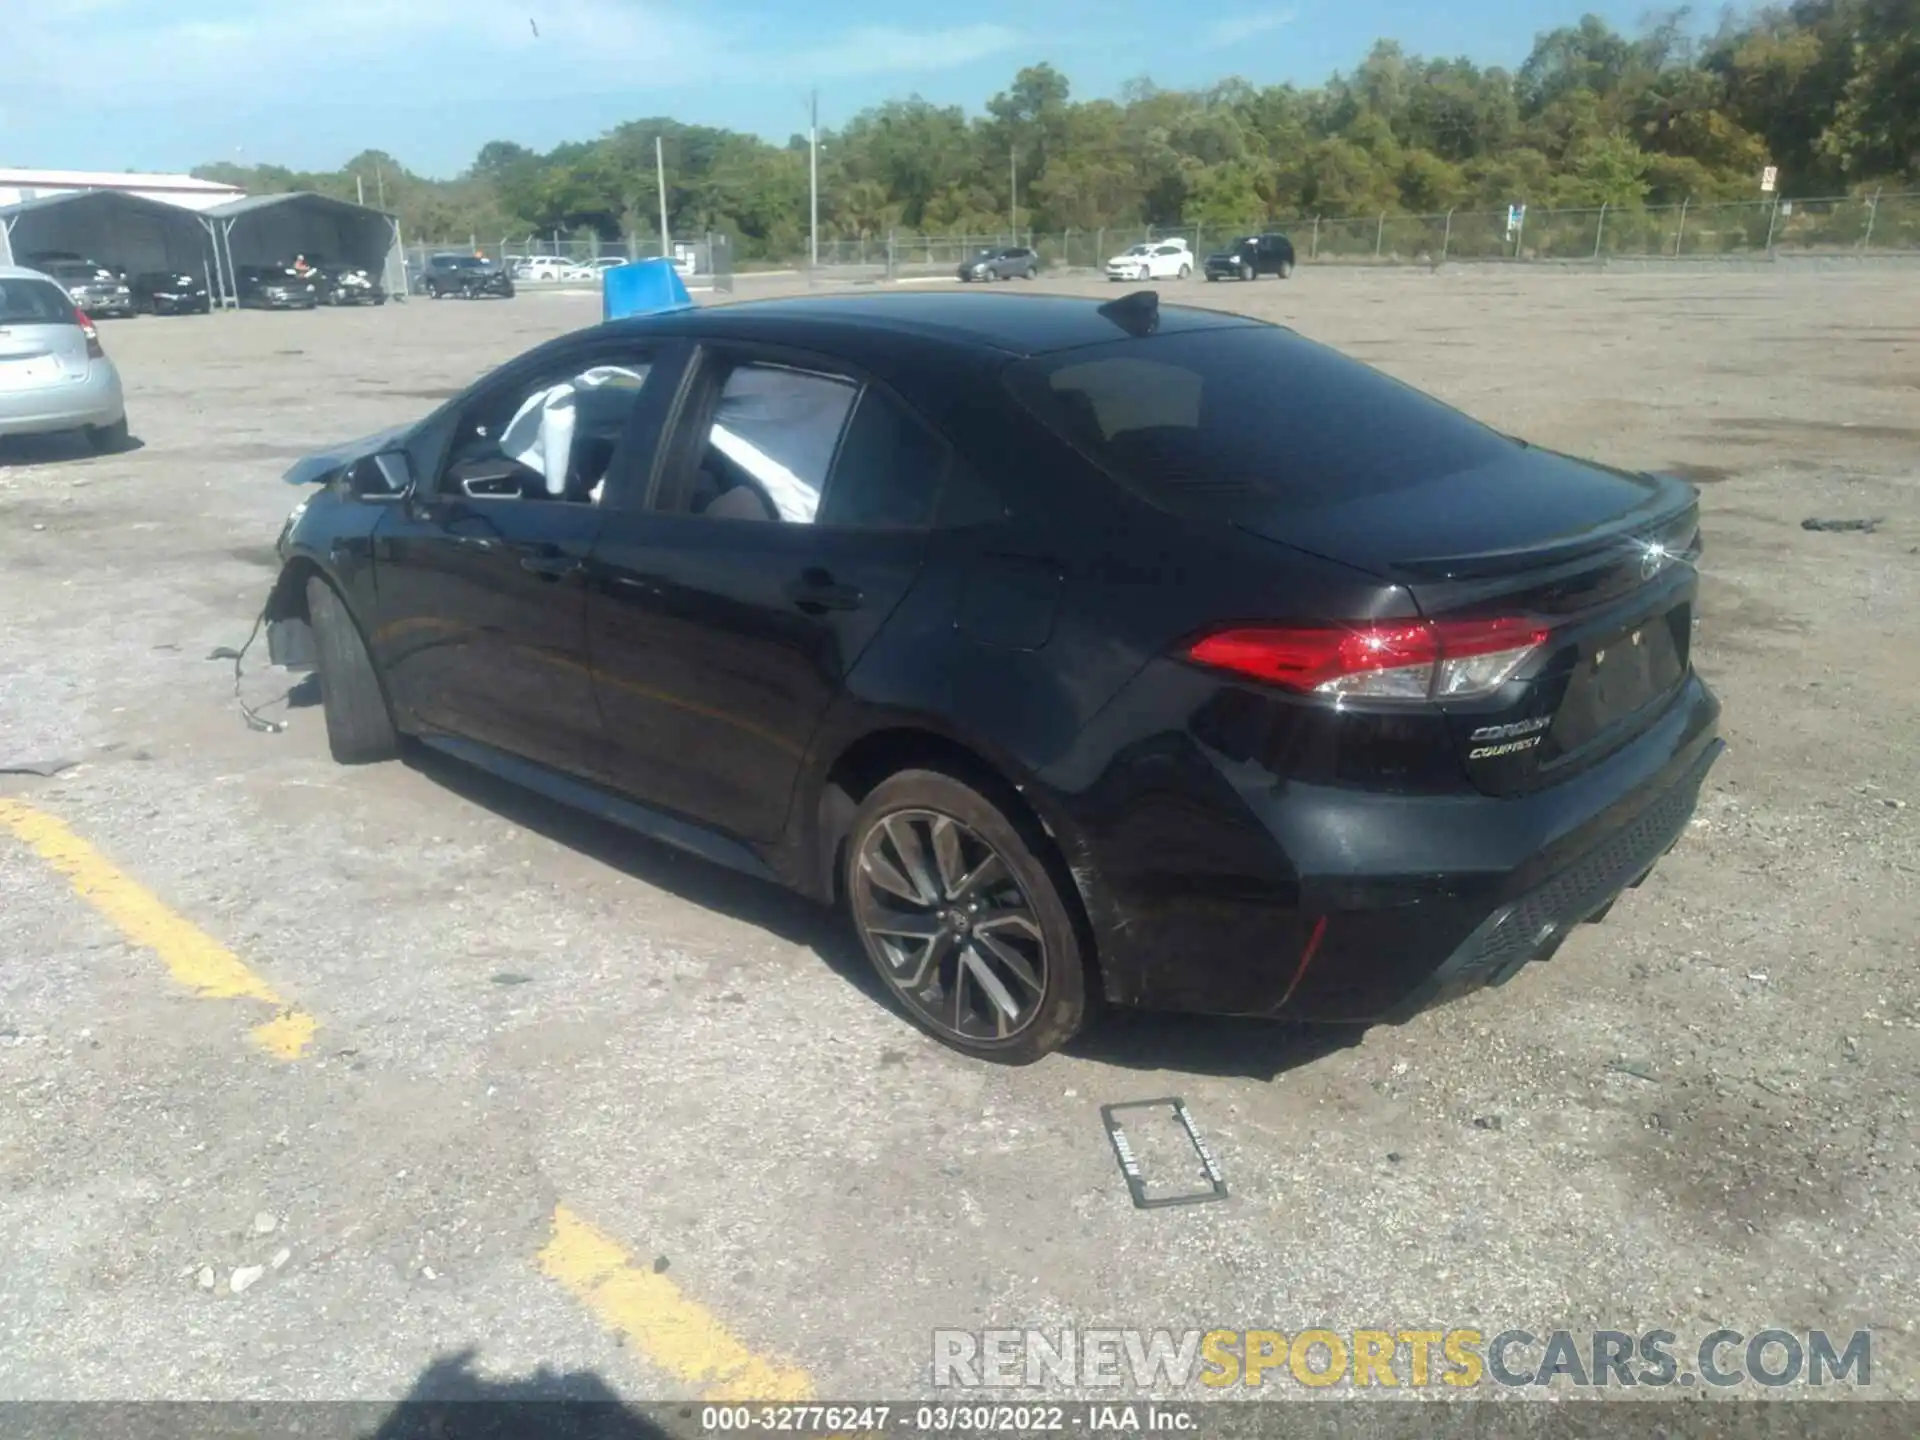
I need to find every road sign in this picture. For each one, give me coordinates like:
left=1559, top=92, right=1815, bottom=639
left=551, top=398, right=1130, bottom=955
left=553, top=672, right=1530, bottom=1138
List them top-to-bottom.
left=1761, top=166, right=1778, bottom=193
left=1506, top=204, right=1526, bottom=235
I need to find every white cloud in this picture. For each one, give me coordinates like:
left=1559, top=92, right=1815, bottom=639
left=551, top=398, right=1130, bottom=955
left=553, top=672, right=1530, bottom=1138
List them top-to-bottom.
left=1196, top=11, right=1297, bottom=50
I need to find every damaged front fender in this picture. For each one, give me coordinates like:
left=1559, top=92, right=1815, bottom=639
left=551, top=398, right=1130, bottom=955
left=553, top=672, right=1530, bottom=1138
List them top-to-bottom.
left=263, top=562, right=319, bottom=670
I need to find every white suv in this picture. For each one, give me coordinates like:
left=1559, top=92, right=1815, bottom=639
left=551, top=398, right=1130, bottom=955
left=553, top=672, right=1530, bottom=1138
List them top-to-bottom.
left=1105, top=239, right=1191, bottom=282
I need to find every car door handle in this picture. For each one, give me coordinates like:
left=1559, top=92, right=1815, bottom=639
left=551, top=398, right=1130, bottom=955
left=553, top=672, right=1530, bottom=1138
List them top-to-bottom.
left=786, top=569, right=864, bottom=613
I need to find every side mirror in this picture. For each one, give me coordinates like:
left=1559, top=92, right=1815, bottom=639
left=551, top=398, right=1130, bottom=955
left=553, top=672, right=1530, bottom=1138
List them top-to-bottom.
left=345, top=450, right=411, bottom=498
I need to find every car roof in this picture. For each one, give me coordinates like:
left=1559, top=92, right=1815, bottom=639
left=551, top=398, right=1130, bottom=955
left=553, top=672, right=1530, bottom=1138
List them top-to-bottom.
left=0, top=263, right=66, bottom=281
left=611, top=289, right=1263, bottom=360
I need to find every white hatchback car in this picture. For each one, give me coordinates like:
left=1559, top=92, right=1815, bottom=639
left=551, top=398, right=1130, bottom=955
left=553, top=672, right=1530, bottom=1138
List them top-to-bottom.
left=1105, top=239, right=1192, bottom=282
left=0, top=265, right=129, bottom=452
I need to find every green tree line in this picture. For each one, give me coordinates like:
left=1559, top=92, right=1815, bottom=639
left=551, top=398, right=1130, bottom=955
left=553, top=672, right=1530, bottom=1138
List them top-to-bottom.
left=194, top=2, right=1918, bottom=260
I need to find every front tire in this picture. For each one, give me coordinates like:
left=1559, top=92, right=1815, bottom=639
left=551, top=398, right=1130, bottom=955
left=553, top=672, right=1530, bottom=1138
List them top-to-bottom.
left=1240, top=262, right=1254, bottom=281
left=307, top=576, right=399, bottom=764
left=846, top=769, right=1089, bottom=1064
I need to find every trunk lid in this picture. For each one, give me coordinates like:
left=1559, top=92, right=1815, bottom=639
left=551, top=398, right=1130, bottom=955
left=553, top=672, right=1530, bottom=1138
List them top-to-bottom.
left=1234, top=451, right=1703, bottom=795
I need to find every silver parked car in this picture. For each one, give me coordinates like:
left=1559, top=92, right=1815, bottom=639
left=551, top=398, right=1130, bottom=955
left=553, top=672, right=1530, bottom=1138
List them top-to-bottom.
left=32, top=256, right=136, bottom=320
left=0, top=266, right=130, bottom=452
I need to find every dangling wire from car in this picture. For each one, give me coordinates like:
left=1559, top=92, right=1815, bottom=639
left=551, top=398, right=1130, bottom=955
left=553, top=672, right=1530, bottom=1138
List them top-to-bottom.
left=207, top=606, right=289, bottom=734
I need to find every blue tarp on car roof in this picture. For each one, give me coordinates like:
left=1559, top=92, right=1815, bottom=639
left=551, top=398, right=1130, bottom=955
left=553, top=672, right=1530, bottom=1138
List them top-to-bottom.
left=603, top=258, right=693, bottom=321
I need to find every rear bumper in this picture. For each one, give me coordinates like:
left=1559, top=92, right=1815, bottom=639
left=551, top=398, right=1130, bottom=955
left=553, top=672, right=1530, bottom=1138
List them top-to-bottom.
left=0, top=365, right=126, bottom=437
left=1051, top=670, right=1723, bottom=1023
left=1378, top=732, right=1721, bottom=1021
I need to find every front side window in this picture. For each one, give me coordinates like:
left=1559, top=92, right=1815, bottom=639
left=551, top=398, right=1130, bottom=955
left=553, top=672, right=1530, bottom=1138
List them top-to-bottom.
left=444, top=353, right=654, bottom=503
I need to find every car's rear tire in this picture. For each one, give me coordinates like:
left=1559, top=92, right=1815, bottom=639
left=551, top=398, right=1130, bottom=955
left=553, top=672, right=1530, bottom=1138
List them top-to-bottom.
left=1278, top=260, right=1294, bottom=279
left=1178, top=263, right=1191, bottom=278
left=84, top=417, right=130, bottom=454
left=306, top=576, right=399, bottom=765
left=846, top=768, right=1090, bottom=1064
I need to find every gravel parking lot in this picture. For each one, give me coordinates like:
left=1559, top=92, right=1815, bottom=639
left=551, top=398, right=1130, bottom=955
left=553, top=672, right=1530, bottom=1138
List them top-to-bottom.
left=1, top=265, right=1915, bottom=1408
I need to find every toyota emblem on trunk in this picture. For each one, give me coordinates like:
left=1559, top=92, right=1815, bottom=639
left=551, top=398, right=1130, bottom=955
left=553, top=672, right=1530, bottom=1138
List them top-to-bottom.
left=1639, top=544, right=1668, bottom=580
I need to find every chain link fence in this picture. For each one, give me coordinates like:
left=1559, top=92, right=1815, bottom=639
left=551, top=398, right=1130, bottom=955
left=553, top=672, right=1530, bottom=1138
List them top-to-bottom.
left=816, top=193, right=1920, bottom=278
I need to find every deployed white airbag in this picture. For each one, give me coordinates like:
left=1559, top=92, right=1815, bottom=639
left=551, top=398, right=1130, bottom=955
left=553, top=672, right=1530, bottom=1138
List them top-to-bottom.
left=499, top=365, right=648, bottom=498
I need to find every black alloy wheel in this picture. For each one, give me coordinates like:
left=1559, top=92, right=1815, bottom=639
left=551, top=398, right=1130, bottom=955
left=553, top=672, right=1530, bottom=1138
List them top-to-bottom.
left=847, top=770, right=1088, bottom=1063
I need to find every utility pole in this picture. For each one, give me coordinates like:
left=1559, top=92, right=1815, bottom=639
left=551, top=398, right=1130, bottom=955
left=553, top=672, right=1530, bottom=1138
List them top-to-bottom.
left=809, top=89, right=820, bottom=271
left=656, top=135, right=670, bottom=261
left=1010, top=147, right=1018, bottom=241
left=374, top=163, right=385, bottom=210
left=356, top=173, right=365, bottom=206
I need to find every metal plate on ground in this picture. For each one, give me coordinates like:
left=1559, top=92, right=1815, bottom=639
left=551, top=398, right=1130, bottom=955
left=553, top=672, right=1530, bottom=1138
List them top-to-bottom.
left=1101, top=1097, right=1228, bottom=1209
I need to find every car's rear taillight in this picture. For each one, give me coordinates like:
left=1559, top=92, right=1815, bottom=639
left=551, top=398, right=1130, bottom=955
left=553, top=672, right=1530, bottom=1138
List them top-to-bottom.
left=74, top=309, right=104, bottom=359
left=1187, top=617, right=1550, bottom=701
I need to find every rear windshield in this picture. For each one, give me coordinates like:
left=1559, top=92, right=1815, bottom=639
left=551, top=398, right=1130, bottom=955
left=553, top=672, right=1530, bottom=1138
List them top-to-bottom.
left=0, top=278, right=77, bottom=325
left=1003, top=325, right=1515, bottom=513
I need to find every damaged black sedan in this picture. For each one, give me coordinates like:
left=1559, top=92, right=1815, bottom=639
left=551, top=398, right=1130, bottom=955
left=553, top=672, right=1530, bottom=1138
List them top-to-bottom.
left=263, top=289, right=1721, bottom=1063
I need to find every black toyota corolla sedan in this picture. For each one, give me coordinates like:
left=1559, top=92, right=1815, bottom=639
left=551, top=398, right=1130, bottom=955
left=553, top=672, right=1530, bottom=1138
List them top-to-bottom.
left=262, top=289, right=1721, bottom=1063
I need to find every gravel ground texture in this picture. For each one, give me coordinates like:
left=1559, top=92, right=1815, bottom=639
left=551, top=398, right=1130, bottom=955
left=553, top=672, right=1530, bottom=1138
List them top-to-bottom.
left=0, top=264, right=1914, bottom=1409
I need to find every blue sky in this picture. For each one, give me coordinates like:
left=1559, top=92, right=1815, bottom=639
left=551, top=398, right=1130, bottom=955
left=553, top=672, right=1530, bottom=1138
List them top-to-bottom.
left=7, top=0, right=1654, bottom=179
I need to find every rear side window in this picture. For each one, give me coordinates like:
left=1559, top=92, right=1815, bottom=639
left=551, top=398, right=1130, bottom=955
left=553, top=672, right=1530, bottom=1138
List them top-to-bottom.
left=0, top=279, right=76, bottom=325
left=1004, top=325, right=1516, bottom=513
left=820, top=389, right=947, bottom=529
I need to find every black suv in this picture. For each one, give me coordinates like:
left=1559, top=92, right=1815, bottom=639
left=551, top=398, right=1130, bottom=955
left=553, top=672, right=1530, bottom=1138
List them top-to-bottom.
left=1204, top=232, right=1296, bottom=281
left=957, top=246, right=1039, bottom=282
left=420, top=254, right=515, bottom=299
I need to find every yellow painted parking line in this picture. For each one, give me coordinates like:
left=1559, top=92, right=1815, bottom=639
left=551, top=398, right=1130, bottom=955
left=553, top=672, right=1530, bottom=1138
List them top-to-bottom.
left=0, top=798, right=317, bottom=1059
left=537, top=1205, right=816, bottom=1401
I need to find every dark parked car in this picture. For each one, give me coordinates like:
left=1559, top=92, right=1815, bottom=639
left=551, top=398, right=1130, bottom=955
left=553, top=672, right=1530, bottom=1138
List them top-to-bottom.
left=1205, top=232, right=1295, bottom=281
left=958, top=246, right=1039, bottom=282
left=420, top=253, right=515, bottom=299
left=34, top=258, right=136, bottom=318
left=299, top=258, right=387, bottom=306
left=236, top=265, right=318, bottom=310
left=128, top=270, right=212, bottom=315
left=262, top=289, right=1720, bottom=1063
